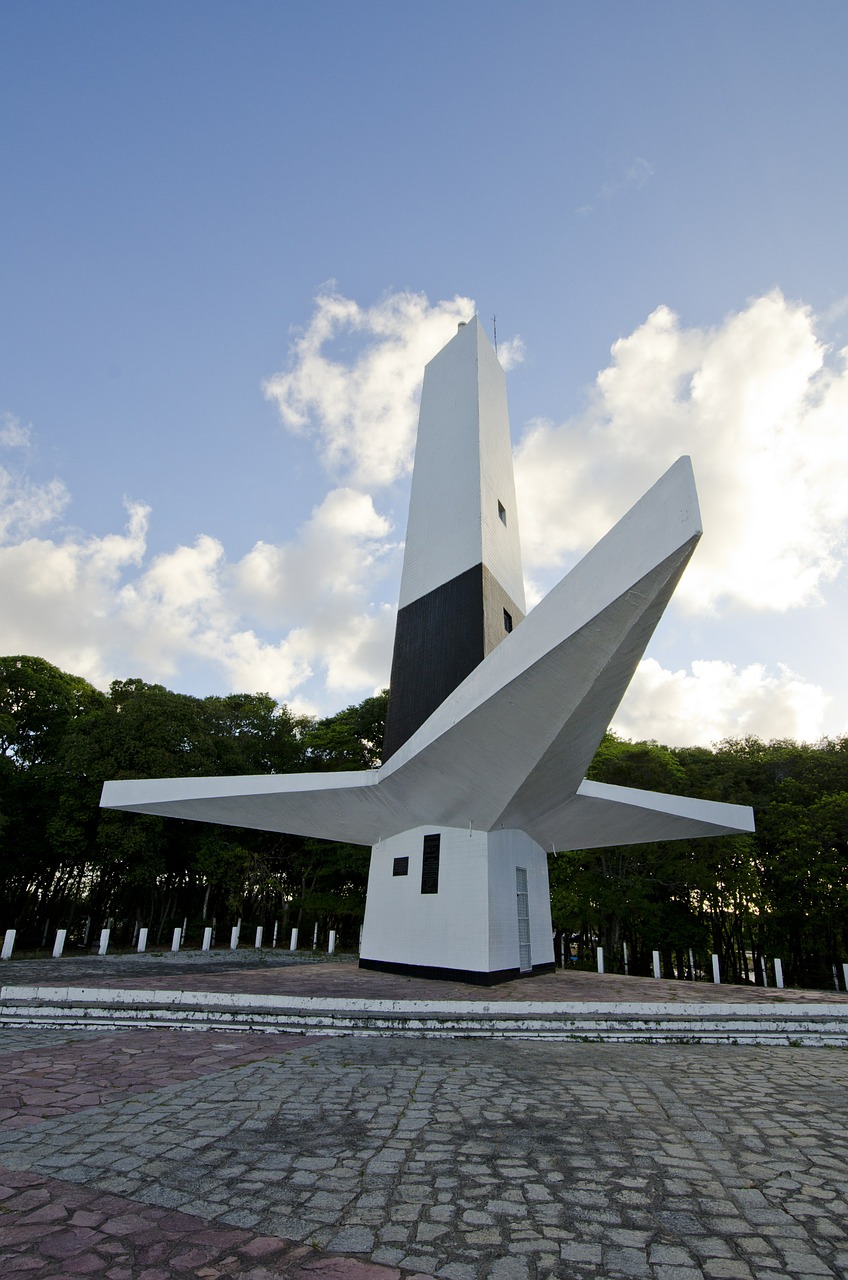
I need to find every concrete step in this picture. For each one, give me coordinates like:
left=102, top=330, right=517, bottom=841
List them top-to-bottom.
left=3, top=984, right=848, bottom=1044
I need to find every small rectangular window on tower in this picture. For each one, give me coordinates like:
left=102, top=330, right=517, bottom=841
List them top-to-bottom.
left=498, top=500, right=507, bottom=526
left=503, top=609, right=513, bottom=633
left=421, top=833, right=440, bottom=894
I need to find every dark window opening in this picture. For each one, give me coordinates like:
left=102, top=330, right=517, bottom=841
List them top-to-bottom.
left=498, top=500, right=507, bottom=526
left=503, top=609, right=513, bottom=633
left=421, top=833, right=441, bottom=894
left=392, top=856, right=409, bottom=877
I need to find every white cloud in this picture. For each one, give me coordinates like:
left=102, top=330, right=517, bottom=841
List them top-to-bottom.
left=576, top=155, right=655, bottom=215
left=263, top=287, right=477, bottom=489
left=2, top=289, right=844, bottom=747
left=515, top=291, right=848, bottom=614
left=495, top=334, right=526, bottom=372
left=1, top=412, right=31, bottom=448
left=0, top=418, right=69, bottom=541
left=0, top=452, right=395, bottom=706
left=614, top=658, right=828, bottom=748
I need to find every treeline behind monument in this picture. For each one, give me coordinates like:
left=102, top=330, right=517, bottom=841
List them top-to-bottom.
left=1, top=655, right=847, bottom=988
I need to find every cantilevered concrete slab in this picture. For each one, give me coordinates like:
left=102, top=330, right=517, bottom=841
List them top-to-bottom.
left=102, top=317, right=754, bottom=984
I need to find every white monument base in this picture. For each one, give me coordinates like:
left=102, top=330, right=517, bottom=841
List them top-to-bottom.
left=359, top=825, right=555, bottom=985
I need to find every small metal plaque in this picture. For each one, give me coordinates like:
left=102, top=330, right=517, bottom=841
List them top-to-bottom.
left=392, top=856, right=409, bottom=877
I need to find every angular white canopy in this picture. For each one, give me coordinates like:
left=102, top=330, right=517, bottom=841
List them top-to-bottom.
left=101, top=456, right=754, bottom=849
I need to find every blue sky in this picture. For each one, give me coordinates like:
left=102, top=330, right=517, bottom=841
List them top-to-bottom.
left=2, top=1, right=847, bottom=745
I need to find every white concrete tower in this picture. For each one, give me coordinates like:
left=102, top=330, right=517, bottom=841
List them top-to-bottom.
left=100, top=310, right=755, bottom=987
left=383, top=316, right=526, bottom=759
left=363, top=317, right=555, bottom=983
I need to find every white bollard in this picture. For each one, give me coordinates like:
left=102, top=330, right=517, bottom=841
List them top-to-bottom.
left=230, top=925, right=240, bottom=950
left=202, top=926, right=212, bottom=951
left=255, top=926, right=263, bottom=949
left=137, top=927, right=148, bottom=953
left=171, top=927, right=181, bottom=952
left=290, top=927, right=299, bottom=951
left=99, top=928, right=110, bottom=956
left=1, top=929, right=15, bottom=960
left=53, top=929, right=67, bottom=959
left=328, top=930, right=336, bottom=955
left=623, top=941, right=629, bottom=976
left=596, top=946, right=604, bottom=974
left=652, top=950, right=661, bottom=979
left=712, top=953, right=721, bottom=984
left=774, top=958, right=784, bottom=989
left=843, top=963, right=848, bottom=993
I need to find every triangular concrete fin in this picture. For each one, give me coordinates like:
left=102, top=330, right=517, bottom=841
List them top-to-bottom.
left=529, top=779, right=755, bottom=852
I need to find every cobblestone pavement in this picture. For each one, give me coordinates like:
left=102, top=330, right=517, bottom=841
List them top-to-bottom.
left=4, top=951, right=848, bottom=1004
left=1, top=1023, right=847, bottom=1280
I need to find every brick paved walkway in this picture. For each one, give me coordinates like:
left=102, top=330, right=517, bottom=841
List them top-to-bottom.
left=3, top=950, right=847, bottom=1004
left=1, top=1018, right=847, bottom=1279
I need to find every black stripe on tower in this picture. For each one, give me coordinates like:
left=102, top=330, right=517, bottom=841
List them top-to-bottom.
left=382, top=563, right=524, bottom=762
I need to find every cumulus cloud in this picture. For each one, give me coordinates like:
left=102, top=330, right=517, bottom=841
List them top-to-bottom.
left=263, top=287, right=477, bottom=489
left=2, top=289, right=845, bottom=744
left=515, top=290, right=848, bottom=613
left=0, top=422, right=396, bottom=705
left=613, top=658, right=828, bottom=748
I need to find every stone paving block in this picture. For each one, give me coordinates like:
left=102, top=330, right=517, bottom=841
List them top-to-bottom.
left=0, top=1011, right=847, bottom=1279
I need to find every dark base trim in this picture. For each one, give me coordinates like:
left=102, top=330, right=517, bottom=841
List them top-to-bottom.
left=359, top=957, right=556, bottom=987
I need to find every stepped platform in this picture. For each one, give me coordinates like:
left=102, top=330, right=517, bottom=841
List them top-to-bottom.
left=3, top=951, right=847, bottom=1045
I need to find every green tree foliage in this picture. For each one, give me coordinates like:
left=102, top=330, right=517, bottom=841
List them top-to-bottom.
left=0, top=654, right=387, bottom=953
left=2, top=658, right=846, bottom=988
left=550, top=732, right=848, bottom=987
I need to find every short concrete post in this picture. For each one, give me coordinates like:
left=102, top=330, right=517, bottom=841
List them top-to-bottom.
left=181, top=917, right=188, bottom=945
left=272, top=921, right=278, bottom=948
left=312, top=922, right=318, bottom=950
left=230, top=925, right=240, bottom=950
left=202, top=926, right=212, bottom=951
left=255, top=926, right=263, bottom=949
left=137, top=927, right=148, bottom=953
left=171, top=927, right=181, bottom=952
left=290, top=927, right=298, bottom=951
left=98, top=928, right=110, bottom=956
left=1, top=929, right=15, bottom=960
left=53, top=929, right=67, bottom=958
left=328, top=930, right=336, bottom=955
left=622, top=940, right=629, bottom=976
left=596, top=945, right=604, bottom=974
left=688, top=947, right=695, bottom=979
left=652, top=950, right=661, bottom=979
left=712, top=953, right=721, bottom=984
left=760, top=956, right=768, bottom=987
left=774, top=958, right=784, bottom=988
left=843, top=962, right=848, bottom=992
left=833, top=964, right=840, bottom=991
